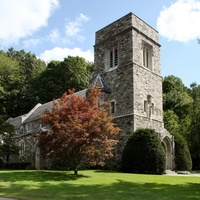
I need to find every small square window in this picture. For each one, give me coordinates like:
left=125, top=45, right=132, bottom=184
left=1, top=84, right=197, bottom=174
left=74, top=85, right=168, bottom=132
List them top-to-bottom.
left=110, top=101, right=115, bottom=114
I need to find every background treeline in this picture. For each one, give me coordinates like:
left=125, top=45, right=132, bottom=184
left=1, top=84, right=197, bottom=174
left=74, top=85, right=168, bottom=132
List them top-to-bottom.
left=0, top=48, right=93, bottom=118
left=1, top=48, right=200, bottom=169
left=163, top=75, right=200, bottom=169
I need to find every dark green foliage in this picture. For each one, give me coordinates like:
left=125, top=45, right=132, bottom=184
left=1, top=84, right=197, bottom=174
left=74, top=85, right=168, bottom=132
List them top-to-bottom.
left=1, top=48, right=46, bottom=117
left=1, top=48, right=93, bottom=118
left=29, top=56, right=93, bottom=104
left=162, top=75, right=196, bottom=169
left=163, top=75, right=185, bottom=94
left=163, top=76, right=192, bottom=119
left=189, top=82, right=200, bottom=169
left=163, top=110, right=192, bottom=171
left=0, top=115, right=19, bottom=160
left=122, top=128, right=166, bottom=174
left=173, top=133, right=192, bottom=171
left=0, top=157, right=4, bottom=169
left=4, top=162, right=31, bottom=169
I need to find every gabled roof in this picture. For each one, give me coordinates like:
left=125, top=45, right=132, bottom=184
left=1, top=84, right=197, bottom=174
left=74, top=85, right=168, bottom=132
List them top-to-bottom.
left=87, top=74, right=111, bottom=93
left=7, top=89, right=89, bottom=127
left=23, top=89, right=88, bottom=124
left=23, top=101, right=53, bottom=123
left=6, top=103, right=42, bottom=128
left=6, top=115, right=24, bottom=128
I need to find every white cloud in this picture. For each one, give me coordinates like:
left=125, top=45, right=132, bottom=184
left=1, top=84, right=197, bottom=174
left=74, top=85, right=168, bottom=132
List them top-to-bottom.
left=0, top=0, right=59, bottom=46
left=157, top=0, right=200, bottom=42
left=65, top=13, right=89, bottom=41
left=49, top=28, right=61, bottom=43
left=22, top=38, right=41, bottom=48
left=39, top=47, right=94, bottom=63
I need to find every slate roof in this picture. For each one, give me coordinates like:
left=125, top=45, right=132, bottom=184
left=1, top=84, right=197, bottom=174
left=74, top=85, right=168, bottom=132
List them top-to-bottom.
left=7, top=89, right=88, bottom=128
left=23, top=89, right=87, bottom=124
left=23, top=101, right=53, bottom=123
left=6, top=103, right=42, bottom=128
left=6, top=115, right=24, bottom=129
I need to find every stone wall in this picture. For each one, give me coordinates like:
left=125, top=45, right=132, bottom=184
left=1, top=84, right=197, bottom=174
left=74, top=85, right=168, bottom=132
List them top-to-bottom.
left=92, top=12, right=171, bottom=167
left=94, top=12, right=163, bottom=133
left=10, top=134, right=37, bottom=164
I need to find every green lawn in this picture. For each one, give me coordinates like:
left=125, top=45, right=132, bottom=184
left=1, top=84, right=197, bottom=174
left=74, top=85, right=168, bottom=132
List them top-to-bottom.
left=0, top=170, right=199, bottom=200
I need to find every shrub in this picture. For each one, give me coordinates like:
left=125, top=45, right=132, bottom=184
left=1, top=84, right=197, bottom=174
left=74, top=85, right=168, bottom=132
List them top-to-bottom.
left=121, top=128, right=166, bottom=174
left=173, top=133, right=192, bottom=171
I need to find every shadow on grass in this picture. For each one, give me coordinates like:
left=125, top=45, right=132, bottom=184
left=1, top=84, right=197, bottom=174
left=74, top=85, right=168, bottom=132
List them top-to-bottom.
left=0, top=170, right=88, bottom=182
left=0, top=171, right=200, bottom=200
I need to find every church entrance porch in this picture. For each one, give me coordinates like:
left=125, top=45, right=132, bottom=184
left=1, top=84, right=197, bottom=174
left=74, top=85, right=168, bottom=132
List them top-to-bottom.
left=162, top=136, right=174, bottom=170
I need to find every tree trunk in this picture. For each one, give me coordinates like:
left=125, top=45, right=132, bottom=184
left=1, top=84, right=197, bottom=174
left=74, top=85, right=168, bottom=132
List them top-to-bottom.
left=74, top=168, right=78, bottom=175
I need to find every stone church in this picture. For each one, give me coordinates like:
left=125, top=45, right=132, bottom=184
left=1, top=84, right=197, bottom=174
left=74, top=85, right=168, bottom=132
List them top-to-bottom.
left=7, top=12, right=174, bottom=170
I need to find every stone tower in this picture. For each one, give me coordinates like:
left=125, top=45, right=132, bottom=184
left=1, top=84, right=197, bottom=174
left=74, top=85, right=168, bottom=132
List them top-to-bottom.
left=93, top=13, right=174, bottom=169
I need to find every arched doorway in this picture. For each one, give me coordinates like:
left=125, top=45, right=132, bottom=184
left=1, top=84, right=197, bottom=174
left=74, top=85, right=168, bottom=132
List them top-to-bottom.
left=162, top=137, right=173, bottom=170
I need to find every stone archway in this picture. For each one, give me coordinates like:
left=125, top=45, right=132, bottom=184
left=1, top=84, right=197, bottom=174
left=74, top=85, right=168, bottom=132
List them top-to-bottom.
left=162, top=136, right=173, bottom=170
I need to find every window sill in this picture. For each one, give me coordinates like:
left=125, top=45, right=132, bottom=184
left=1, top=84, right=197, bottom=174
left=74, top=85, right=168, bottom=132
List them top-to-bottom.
left=108, top=65, right=118, bottom=72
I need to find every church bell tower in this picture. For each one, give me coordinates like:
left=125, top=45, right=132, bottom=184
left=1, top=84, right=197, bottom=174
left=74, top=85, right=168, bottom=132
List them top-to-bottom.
left=92, top=13, right=174, bottom=169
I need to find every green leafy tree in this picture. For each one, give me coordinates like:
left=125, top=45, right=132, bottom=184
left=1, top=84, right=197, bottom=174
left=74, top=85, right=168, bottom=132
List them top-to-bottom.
left=0, top=48, right=46, bottom=117
left=5, top=48, right=46, bottom=117
left=6, top=48, right=45, bottom=81
left=0, top=51, right=22, bottom=116
left=30, top=56, right=93, bottom=103
left=163, top=75, right=192, bottom=119
left=163, top=75, right=185, bottom=94
left=163, top=76, right=193, bottom=170
left=188, top=82, right=200, bottom=168
left=36, top=88, right=120, bottom=175
left=163, top=110, right=180, bottom=134
left=164, top=110, right=192, bottom=170
left=0, top=116, right=19, bottom=161
left=121, top=128, right=166, bottom=174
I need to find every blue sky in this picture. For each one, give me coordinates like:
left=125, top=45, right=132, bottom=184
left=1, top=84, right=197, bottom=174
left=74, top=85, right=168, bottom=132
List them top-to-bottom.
left=0, top=0, right=200, bottom=87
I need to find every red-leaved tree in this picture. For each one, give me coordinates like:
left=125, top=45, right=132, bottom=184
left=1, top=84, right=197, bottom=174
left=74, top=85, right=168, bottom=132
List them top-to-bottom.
left=36, top=88, right=120, bottom=175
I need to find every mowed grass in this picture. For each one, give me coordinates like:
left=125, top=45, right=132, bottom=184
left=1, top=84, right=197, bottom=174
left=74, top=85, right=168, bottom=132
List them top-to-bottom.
left=0, top=170, right=199, bottom=200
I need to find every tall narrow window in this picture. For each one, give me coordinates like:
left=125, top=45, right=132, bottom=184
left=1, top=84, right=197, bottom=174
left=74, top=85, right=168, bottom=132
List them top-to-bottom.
left=142, top=41, right=152, bottom=70
left=143, top=46, right=149, bottom=68
left=109, top=47, right=118, bottom=69
left=114, top=49, right=118, bottom=66
left=110, top=51, right=113, bottom=68
left=26, top=123, right=32, bottom=132
left=19, top=140, right=25, bottom=156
